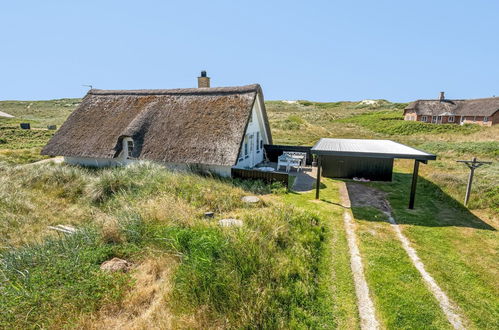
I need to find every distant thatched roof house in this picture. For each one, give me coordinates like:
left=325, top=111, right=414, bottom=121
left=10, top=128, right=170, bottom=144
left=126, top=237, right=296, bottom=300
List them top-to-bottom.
left=42, top=73, right=272, bottom=176
left=404, top=92, right=499, bottom=126
left=0, top=111, right=14, bottom=118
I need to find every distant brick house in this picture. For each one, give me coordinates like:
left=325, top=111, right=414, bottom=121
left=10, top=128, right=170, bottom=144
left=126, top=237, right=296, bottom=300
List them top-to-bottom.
left=404, top=92, right=499, bottom=126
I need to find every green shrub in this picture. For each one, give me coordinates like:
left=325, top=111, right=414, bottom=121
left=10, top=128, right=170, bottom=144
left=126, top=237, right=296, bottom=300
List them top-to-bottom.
left=277, top=115, right=305, bottom=130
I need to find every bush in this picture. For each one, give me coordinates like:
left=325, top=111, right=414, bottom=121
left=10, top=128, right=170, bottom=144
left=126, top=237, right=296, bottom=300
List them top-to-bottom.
left=277, top=115, right=305, bottom=130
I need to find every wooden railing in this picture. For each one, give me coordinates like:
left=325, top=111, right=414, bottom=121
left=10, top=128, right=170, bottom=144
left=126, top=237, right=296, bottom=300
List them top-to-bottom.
left=231, top=168, right=289, bottom=188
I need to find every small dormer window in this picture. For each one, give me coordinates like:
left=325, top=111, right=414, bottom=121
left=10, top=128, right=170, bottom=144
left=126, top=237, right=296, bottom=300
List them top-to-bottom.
left=125, top=139, right=134, bottom=159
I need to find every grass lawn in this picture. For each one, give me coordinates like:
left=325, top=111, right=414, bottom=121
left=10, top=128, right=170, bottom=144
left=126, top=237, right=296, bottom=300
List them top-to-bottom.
left=367, top=170, right=499, bottom=329
left=282, top=179, right=360, bottom=329
left=353, top=206, right=453, bottom=329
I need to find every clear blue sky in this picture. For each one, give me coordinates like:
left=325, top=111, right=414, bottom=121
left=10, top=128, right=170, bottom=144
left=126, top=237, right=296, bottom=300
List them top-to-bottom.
left=1, top=0, right=498, bottom=102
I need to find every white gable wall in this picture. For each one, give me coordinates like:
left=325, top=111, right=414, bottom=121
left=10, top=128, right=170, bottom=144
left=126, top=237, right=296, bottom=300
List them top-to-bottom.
left=234, top=94, right=269, bottom=169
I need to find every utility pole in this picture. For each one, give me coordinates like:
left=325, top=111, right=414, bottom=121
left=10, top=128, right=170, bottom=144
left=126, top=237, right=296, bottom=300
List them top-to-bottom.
left=456, top=157, right=492, bottom=206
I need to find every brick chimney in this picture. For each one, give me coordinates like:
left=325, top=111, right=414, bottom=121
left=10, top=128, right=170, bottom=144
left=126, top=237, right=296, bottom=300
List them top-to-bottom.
left=197, top=71, right=210, bottom=88
left=439, top=91, right=445, bottom=101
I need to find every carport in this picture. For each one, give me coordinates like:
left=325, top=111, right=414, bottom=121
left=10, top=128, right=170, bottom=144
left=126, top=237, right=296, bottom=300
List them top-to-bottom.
left=311, top=138, right=437, bottom=209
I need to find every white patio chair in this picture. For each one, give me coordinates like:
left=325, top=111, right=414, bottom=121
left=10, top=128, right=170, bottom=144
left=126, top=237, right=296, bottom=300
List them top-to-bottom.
left=283, top=152, right=307, bottom=171
left=277, top=154, right=292, bottom=172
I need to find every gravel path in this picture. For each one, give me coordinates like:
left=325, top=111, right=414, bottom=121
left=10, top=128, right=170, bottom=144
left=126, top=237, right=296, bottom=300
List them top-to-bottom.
left=339, top=182, right=380, bottom=330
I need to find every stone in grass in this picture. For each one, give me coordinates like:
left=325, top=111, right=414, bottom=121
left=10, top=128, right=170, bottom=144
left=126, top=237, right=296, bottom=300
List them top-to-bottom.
left=241, top=196, right=260, bottom=204
left=218, top=218, right=243, bottom=227
left=100, top=257, right=132, bottom=273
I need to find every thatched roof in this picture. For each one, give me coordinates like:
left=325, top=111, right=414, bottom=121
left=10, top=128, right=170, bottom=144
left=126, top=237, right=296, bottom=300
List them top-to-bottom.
left=42, top=84, right=272, bottom=166
left=406, top=97, right=499, bottom=117
left=0, top=111, right=14, bottom=118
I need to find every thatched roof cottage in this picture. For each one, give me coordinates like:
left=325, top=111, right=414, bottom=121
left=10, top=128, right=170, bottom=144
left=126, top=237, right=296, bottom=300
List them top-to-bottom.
left=42, top=72, right=272, bottom=177
left=404, top=92, right=499, bottom=126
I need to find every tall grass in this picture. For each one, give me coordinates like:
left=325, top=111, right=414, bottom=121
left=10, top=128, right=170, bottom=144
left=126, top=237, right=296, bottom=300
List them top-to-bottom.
left=0, top=162, right=333, bottom=328
left=0, top=229, right=130, bottom=329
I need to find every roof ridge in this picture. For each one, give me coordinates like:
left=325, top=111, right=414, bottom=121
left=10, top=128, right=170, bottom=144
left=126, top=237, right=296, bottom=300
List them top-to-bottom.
left=89, top=84, right=260, bottom=96
left=414, top=96, right=499, bottom=102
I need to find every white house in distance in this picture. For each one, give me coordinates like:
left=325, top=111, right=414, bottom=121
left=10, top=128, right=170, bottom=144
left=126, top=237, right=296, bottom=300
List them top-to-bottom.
left=42, top=72, right=272, bottom=177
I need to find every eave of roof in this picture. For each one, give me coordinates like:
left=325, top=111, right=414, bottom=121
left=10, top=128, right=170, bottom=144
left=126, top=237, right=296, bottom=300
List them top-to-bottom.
left=311, top=138, right=437, bottom=161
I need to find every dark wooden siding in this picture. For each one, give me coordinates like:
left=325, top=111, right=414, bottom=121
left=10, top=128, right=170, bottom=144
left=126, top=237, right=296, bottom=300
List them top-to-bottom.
left=263, top=144, right=313, bottom=165
left=321, top=155, right=393, bottom=181
left=231, top=168, right=289, bottom=188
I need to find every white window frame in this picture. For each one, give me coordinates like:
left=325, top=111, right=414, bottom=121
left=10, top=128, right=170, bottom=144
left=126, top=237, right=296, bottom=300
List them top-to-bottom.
left=421, top=116, right=427, bottom=122
left=448, top=116, right=455, bottom=123
left=483, top=116, right=489, bottom=122
left=244, top=135, right=249, bottom=158
left=123, top=137, right=134, bottom=159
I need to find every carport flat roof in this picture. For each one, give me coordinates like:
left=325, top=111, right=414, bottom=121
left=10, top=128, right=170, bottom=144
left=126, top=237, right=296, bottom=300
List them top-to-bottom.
left=311, top=138, right=436, bottom=160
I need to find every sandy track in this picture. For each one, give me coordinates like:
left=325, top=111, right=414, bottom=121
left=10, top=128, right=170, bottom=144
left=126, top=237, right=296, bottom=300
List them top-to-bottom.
left=339, top=182, right=380, bottom=330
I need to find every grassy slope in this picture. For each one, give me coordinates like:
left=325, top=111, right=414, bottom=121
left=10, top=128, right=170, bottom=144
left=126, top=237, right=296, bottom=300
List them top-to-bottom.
left=0, top=99, right=78, bottom=164
left=266, top=100, right=498, bottom=328
left=0, top=162, right=343, bottom=329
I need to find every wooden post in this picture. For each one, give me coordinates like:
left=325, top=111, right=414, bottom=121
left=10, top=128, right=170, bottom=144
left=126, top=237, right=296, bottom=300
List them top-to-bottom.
left=315, top=156, right=321, bottom=199
left=457, top=157, right=491, bottom=206
left=408, top=160, right=420, bottom=209
left=464, top=164, right=475, bottom=206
